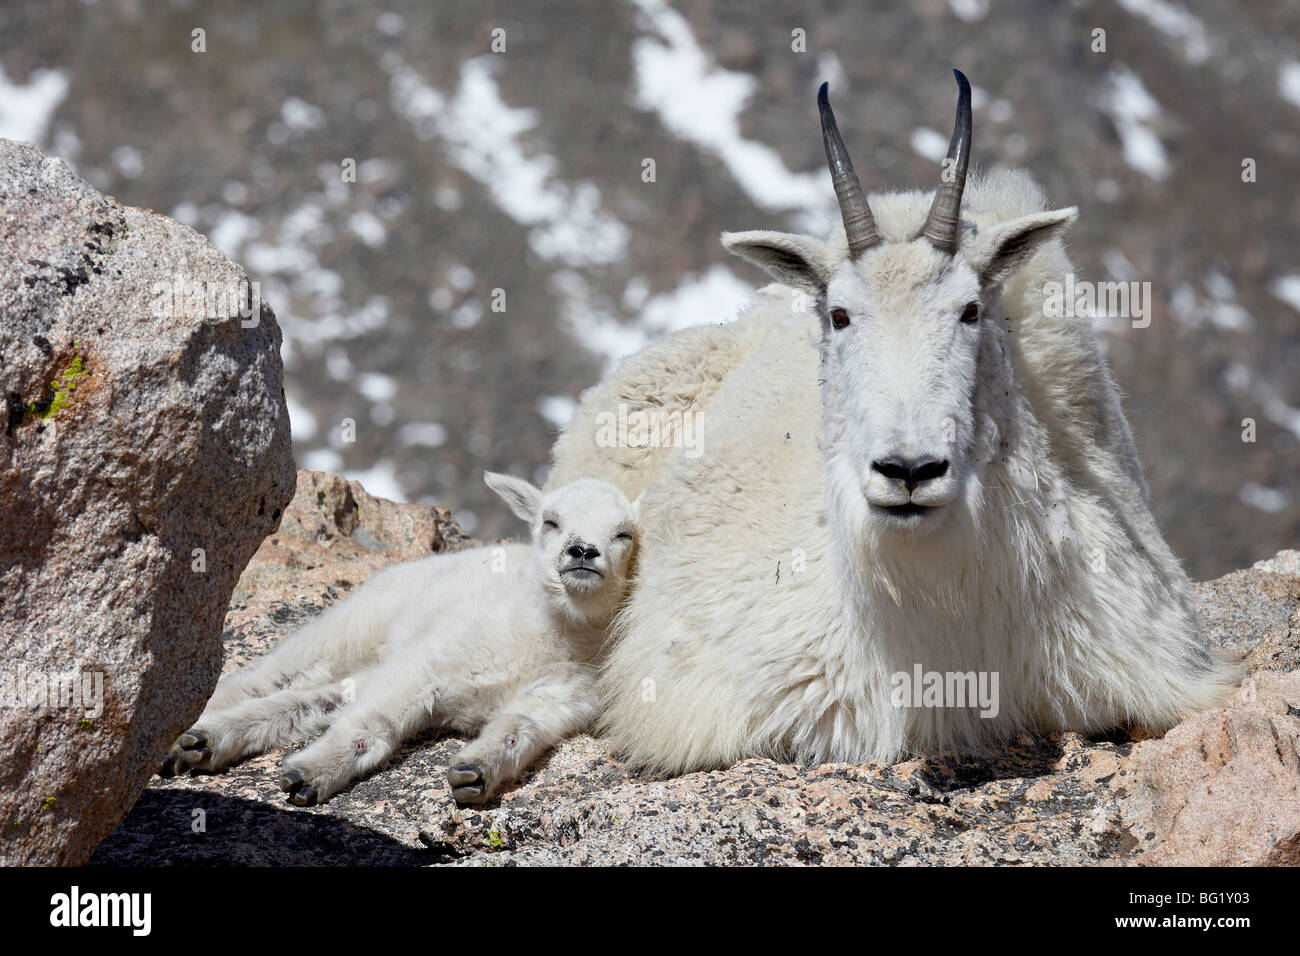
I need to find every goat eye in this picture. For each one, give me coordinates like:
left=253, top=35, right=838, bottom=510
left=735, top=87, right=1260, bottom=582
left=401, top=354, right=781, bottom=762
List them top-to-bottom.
left=960, top=302, right=979, bottom=324
left=830, top=307, right=851, bottom=330
left=543, top=520, right=558, bottom=531
left=615, top=532, right=633, bottom=542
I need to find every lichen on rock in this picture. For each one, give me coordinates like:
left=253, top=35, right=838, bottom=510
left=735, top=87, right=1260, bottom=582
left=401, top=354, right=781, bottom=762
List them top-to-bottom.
left=18, top=349, right=89, bottom=426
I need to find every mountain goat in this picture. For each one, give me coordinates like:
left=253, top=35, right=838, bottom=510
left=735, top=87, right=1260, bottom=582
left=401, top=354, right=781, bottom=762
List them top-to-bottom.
left=546, top=72, right=1235, bottom=774
left=159, top=473, right=640, bottom=804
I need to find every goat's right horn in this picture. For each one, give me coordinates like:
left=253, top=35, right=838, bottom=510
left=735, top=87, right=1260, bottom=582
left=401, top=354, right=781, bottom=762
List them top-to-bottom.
left=920, top=69, right=972, bottom=255
left=818, top=83, right=881, bottom=260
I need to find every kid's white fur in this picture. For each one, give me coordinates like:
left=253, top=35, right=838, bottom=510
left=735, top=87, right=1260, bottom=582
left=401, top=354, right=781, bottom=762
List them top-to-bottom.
left=161, top=473, right=640, bottom=804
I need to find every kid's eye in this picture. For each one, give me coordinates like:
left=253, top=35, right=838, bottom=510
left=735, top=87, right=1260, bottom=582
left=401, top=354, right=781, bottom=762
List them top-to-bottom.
left=960, top=302, right=979, bottom=324
left=830, top=307, right=851, bottom=330
left=543, top=520, right=559, bottom=531
left=615, top=532, right=633, bottom=542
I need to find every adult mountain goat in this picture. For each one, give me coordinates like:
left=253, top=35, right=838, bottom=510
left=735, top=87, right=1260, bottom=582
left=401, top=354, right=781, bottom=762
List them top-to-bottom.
left=547, top=71, right=1234, bottom=774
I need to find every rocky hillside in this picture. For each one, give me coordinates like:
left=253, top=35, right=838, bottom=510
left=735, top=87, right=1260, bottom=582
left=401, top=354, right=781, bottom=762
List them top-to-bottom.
left=1, top=0, right=1297, bottom=578
left=92, top=473, right=1300, bottom=866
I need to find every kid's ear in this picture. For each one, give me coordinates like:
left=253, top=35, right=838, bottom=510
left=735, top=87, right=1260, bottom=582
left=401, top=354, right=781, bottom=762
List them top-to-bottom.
left=967, top=207, right=1077, bottom=288
left=721, top=230, right=835, bottom=298
left=484, top=472, right=544, bottom=524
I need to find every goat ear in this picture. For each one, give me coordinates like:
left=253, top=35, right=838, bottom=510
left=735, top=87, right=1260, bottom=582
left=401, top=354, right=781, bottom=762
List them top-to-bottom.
left=968, top=207, right=1077, bottom=288
left=721, top=231, right=834, bottom=297
left=484, top=472, right=544, bottom=524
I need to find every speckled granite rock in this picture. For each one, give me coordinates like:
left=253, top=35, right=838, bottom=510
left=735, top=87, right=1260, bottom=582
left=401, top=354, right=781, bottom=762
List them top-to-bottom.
left=0, top=139, right=295, bottom=866
left=89, top=485, right=1300, bottom=866
left=1253, top=551, right=1300, bottom=576
left=1194, top=554, right=1300, bottom=672
left=1122, top=671, right=1300, bottom=866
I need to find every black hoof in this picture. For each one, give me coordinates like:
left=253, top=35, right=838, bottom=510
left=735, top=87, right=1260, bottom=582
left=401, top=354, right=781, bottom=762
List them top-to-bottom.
left=180, top=746, right=211, bottom=766
left=158, top=754, right=179, bottom=778
left=447, top=764, right=483, bottom=787
left=448, top=764, right=486, bottom=805
left=280, top=770, right=317, bottom=805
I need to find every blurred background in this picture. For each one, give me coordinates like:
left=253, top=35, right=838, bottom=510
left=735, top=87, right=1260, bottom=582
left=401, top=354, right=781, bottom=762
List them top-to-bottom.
left=1, top=0, right=1296, bottom=580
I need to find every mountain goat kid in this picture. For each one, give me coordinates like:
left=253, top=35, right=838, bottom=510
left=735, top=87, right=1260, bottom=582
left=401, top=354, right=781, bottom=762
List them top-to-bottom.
left=546, top=72, right=1235, bottom=775
left=159, top=473, right=640, bottom=805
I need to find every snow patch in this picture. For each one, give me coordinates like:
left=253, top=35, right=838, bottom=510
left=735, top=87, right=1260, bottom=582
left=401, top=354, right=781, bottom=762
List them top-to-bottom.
left=629, top=0, right=832, bottom=216
left=948, top=0, right=989, bottom=22
left=1114, top=0, right=1211, bottom=63
left=386, top=54, right=627, bottom=266
left=1280, top=62, right=1300, bottom=110
left=0, top=65, right=68, bottom=145
left=1099, top=66, right=1169, bottom=180
left=281, top=97, right=325, bottom=132
left=909, top=127, right=950, bottom=164
left=348, top=210, right=387, bottom=248
left=554, top=264, right=750, bottom=370
left=1270, top=274, right=1300, bottom=313
left=1223, top=362, right=1300, bottom=442
left=358, top=372, right=398, bottom=403
left=284, top=392, right=319, bottom=441
left=538, top=395, right=577, bottom=429
left=397, top=422, right=448, bottom=448
left=301, top=448, right=345, bottom=473
left=343, top=461, right=407, bottom=503
left=1239, top=482, right=1290, bottom=514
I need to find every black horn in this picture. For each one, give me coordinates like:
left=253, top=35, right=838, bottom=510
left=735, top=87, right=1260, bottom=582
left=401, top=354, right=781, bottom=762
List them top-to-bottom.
left=920, top=69, right=972, bottom=255
left=818, top=83, right=881, bottom=259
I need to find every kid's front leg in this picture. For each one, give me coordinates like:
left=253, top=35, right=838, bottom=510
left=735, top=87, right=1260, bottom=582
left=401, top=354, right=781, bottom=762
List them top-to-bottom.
left=448, top=664, right=598, bottom=805
left=159, top=677, right=356, bottom=777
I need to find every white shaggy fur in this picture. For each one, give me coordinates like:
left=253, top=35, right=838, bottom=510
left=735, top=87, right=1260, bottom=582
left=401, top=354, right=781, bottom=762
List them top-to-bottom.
left=546, top=167, right=1234, bottom=775
left=160, top=473, right=640, bottom=804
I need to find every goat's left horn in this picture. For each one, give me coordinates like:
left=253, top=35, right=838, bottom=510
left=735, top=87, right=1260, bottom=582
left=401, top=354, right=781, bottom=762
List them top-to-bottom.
left=920, top=69, right=972, bottom=255
left=818, top=82, right=881, bottom=259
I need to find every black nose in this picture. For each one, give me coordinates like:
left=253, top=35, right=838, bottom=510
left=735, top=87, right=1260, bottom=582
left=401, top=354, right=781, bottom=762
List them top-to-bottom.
left=872, top=457, right=949, bottom=492
left=566, top=543, right=600, bottom=560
